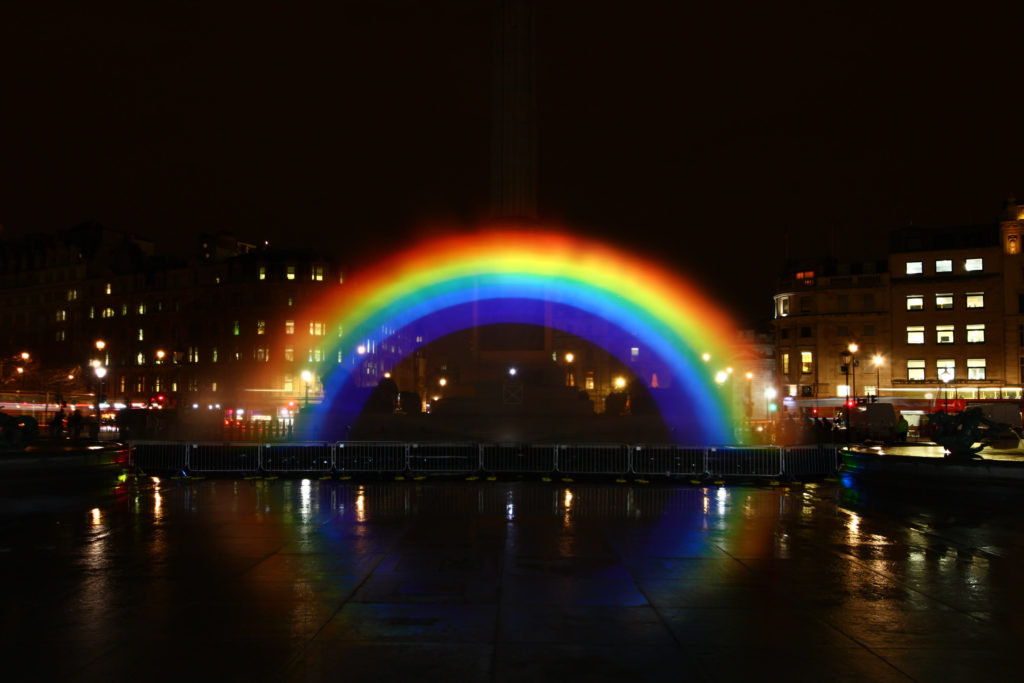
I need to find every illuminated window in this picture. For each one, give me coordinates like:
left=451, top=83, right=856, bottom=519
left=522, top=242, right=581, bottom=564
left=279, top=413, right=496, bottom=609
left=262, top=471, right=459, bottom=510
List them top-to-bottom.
left=964, top=258, right=983, bottom=272
left=935, top=259, right=952, bottom=273
left=906, top=261, right=923, bottom=275
left=312, top=265, right=324, bottom=281
left=258, top=266, right=266, bottom=281
left=287, top=266, right=296, bottom=280
left=795, top=270, right=815, bottom=285
left=105, top=283, right=112, bottom=295
left=67, top=289, right=78, bottom=301
left=966, top=292, right=984, bottom=309
left=935, top=294, right=953, bottom=310
left=906, top=295, right=923, bottom=311
left=287, top=297, right=294, bottom=307
left=777, top=297, right=789, bottom=317
left=121, top=303, right=128, bottom=316
left=137, top=303, right=146, bottom=315
left=89, top=306, right=95, bottom=319
left=102, top=307, right=115, bottom=319
left=56, top=309, right=67, bottom=322
left=233, top=320, right=240, bottom=336
left=257, top=320, right=266, bottom=335
left=285, top=320, right=295, bottom=335
left=309, top=321, right=324, bottom=336
left=337, top=324, right=344, bottom=338
left=966, top=324, right=985, bottom=343
left=936, top=325, right=954, bottom=344
left=906, top=326, right=925, bottom=344
left=137, top=328, right=144, bottom=341
left=56, top=329, right=66, bottom=341
left=188, top=346, right=199, bottom=363
left=212, top=347, right=219, bottom=363
left=285, top=347, right=294, bottom=362
left=630, top=347, right=639, bottom=359
left=256, top=348, right=267, bottom=362
left=337, top=351, right=343, bottom=363
left=800, top=351, right=813, bottom=374
left=136, top=352, right=146, bottom=365
left=782, top=353, right=790, bottom=375
left=967, top=358, right=986, bottom=380
left=907, top=359, right=925, bottom=380
left=937, top=359, right=955, bottom=380
left=284, top=375, right=294, bottom=391
left=585, top=375, right=595, bottom=390
left=154, top=377, right=161, bottom=391
left=211, top=382, right=217, bottom=392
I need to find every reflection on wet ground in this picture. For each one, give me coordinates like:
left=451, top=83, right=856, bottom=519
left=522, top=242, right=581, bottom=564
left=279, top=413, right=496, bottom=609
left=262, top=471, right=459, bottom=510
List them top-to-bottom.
left=2, top=477, right=1022, bottom=682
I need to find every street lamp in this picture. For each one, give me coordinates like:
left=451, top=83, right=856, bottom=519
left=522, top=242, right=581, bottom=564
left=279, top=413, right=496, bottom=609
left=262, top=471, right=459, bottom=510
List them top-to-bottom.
left=847, top=343, right=858, bottom=404
left=872, top=354, right=883, bottom=400
left=94, top=365, right=107, bottom=427
left=940, top=369, right=952, bottom=412
left=301, top=370, right=313, bottom=408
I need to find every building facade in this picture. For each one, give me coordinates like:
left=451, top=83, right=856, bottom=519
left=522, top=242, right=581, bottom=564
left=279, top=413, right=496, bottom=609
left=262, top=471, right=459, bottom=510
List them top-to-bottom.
left=772, top=199, right=1024, bottom=418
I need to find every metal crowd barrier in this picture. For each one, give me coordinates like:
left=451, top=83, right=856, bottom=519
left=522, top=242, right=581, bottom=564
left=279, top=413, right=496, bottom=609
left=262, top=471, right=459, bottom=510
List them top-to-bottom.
left=128, top=440, right=840, bottom=479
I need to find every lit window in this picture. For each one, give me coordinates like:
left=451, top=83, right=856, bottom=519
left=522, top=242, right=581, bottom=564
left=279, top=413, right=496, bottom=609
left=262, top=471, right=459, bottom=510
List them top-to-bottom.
left=964, top=258, right=983, bottom=272
left=935, top=259, right=952, bottom=273
left=906, top=261, right=923, bottom=275
left=312, top=265, right=324, bottom=281
left=258, top=266, right=266, bottom=281
left=287, top=266, right=296, bottom=280
left=795, top=270, right=815, bottom=284
left=105, top=283, right=112, bottom=295
left=67, top=289, right=78, bottom=301
left=966, top=292, right=984, bottom=309
left=935, top=294, right=953, bottom=310
left=906, top=295, right=923, bottom=311
left=287, top=297, right=294, bottom=307
left=777, top=297, right=790, bottom=317
left=137, top=303, right=146, bottom=315
left=121, top=304, right=128, bottom=316
left=89, top=306, right=95, bottom=319
left=102, top=307, right=115, bottom=319
left=56, top=309, right=67, bottom=322
left=257, top=320, right=266, bottom=335
left=285, top=320, right=295, bottom=335
left=233, top=321, right=240, bottom=336
left=309, top=321, right=324, bottom=336
left=966, top=324, right=985, bottom=343
left=936, top=325, right=954, bottom=344
left=906, top=326, right=925, bottom=344
left=137, top=328, right=144, bottom=341
left=56, top=329, right=66, bottom=341
left=188, top=346, right=199, bottom=363
left=212, top=347, right=219, bottom=363
left=285, top=347, right=294, bottom=362
left=630, top=347, right=639, bottom=359
left=256, top=348, right=267, bottom=362
left=313, top=349, right=323, bottom=362
left=337, top=351, right=343, bottom=363
left=800, top=351, right=813, bottom=374
left=136, top=352, right=146, bottom=365
left=782, top=353, right=790, bottom=375
left=967, top=358, right=986, bottom=380
left=907, top=359, right=925, bottom=381
left=937, top=359, right=955, bottom=380
left=283, top=375, right=294, bottom=391
left=585, top=375, right=595, bottom=390
left=211, top=382, right=217, bottom=392
left=837, top=385, right=850, bottom=397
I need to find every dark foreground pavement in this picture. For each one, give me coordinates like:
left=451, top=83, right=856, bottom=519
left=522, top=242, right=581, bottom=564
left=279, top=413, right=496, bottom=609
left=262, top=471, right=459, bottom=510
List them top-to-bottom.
left=2, top=475, right=1023, bottom=682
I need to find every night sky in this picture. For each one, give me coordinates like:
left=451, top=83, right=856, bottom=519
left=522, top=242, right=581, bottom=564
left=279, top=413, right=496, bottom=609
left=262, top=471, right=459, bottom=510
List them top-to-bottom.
left=2, top=1, right=1023, bottom=324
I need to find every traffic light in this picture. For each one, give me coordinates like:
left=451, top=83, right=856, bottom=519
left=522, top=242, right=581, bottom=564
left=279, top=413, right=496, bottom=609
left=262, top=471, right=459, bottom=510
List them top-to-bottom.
left=768, top=402, right=778, bottom=412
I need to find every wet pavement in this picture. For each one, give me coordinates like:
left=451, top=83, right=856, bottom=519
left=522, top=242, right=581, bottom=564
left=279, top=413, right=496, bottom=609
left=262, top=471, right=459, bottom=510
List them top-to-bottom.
left=2, top=475, right=1023, bottom=682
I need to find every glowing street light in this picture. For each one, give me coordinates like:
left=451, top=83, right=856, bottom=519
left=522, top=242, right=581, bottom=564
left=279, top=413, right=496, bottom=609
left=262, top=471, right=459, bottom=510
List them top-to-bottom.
left=95, top=340, right=105, bottom=351
left=156, top=349, right=166, bottom=364
left=20, top=351, right=30, bottom=361
left=564, top=352, right=575, bottom=363
left=508, top=367, right=517, bottom=377
left=940, top=369, right=952, bottom=412
left=714, top=370, right=728, bottom=384
left=614, top=376, right=626, bottom=389
left=438, top=377, right=447, bottom=387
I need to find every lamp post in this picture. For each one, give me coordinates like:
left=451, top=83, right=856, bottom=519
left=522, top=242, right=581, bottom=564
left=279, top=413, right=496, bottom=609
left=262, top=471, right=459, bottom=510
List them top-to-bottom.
left=847, top=343, right=858, bottom=405
left=872, top=354, right=883, bottom=400
left=94, top=365, right=107, bottom=429
left=940, top=369, right=952, bottom=412
left=301, top=370, right=312, bottom=408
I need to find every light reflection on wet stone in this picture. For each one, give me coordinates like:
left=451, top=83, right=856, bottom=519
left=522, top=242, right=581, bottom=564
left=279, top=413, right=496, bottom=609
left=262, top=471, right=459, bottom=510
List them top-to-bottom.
left=1, top=478, right=1021, bottom=681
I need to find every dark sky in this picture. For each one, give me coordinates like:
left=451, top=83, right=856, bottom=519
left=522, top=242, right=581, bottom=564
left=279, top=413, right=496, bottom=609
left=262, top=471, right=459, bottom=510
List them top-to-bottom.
left=3, top=1, right=1023, bottom=324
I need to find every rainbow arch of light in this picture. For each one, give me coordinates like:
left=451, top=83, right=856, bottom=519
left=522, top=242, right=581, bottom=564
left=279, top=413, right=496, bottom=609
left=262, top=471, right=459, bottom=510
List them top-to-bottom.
left=306, top=229, right=743, bottom=443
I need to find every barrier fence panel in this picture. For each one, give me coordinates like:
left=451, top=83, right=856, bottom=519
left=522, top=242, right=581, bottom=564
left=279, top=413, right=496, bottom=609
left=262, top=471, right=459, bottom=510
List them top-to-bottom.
left=130, top=441, right=188, bottom=474
left=188, top=442, right=262, bottom=474
left=262, top=442, right=333, bottom=473
left=336, top=442, right=407, bottom=473
left=408, top=443, right=480, bottom=474
left=480, top=443, right=557, bottom=473
left=556, top=444, right=630, bottom=476
left=631, top=445, right=706, bottom=477
left=781, top=445, right=840, bottom=477
left=706, top=446, right=783, bottom=478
